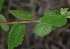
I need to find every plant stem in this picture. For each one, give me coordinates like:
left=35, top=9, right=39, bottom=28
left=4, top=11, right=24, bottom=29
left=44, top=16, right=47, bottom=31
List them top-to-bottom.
left=0, top=20, right=41, bottom=24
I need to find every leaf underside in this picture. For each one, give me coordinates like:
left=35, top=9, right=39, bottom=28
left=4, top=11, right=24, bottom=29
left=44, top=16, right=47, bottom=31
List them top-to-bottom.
left=34, top=22, right=52, bottom=37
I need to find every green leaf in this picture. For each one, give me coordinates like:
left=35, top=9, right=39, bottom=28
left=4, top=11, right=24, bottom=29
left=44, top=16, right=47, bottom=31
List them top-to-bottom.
left=0, top=0, right=4, bottom=11
left=60, top=8, right=69, bottom=15
left=9, top=10, right=34, bottom=20
left=40, top=10, right=67, bottom=27
left=63, top=11, right=70, bottom=18
left=0, top=14, right=9, bottom=31
left=0, top=14, right=6, bottom=22
left=66, top=16, right=70, bottom=18
left=34, top=22, right=52, bottom=37
left=8, top=23, right=26, bottom=49
left=0, top=24, right=9, bottom=32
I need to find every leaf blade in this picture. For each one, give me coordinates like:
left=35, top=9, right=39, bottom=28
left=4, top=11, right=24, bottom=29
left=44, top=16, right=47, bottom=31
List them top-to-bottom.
left=0, top=0, right=4, bottom=11
left=60, top=8, right=69, bottom=15
left=9, top=10, right=34, bottom=20
left=40, top=10, right=67, bottom=27
left=63, top=11, right=70, bottom=18
left=0, top=14, right=9, bottom=31
left=0, top=14, right=6, bottom=21
left=34, top=22, right=52, bottom=37
left=8, top=23, right=26, bottom=49
left=0, top=24, right=9, bottom=32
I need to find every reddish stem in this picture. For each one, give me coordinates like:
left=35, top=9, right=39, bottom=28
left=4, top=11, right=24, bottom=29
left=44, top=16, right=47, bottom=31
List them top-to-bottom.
left=0, top=20, right=41, bottom=24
